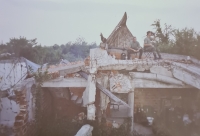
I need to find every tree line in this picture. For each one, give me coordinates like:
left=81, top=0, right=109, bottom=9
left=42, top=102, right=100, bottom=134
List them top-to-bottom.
left=0, top=20, right=200, bottom=64
left=152, top=20, right=200, bottom=59
left=0, top=37, right=97, bottom=64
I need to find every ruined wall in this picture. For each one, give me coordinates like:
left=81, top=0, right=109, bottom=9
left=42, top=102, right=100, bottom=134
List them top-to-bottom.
left=0, top=59, right=27, bottom=91
left=0, top=59, right=37, bottom=136
left=10, top=78, right=35, bottom=136
left=14, top=87, right=30, bottom=136
left=14, top=87, right=53, bottom=136
left=134, top=88, right=199, bottom=115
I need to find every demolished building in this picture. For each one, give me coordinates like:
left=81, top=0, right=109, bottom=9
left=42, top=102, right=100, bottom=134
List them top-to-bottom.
left=1, top=12, right=200, bottom=136
left=41, top=12, right=200, bottom=134
left=0, top=57, right=39, bottom=136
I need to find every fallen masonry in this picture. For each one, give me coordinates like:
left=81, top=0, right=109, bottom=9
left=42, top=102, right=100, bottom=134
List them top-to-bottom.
left=1, top=12, right=200, bottom=136
left=40, top=13, right=200, bottom=135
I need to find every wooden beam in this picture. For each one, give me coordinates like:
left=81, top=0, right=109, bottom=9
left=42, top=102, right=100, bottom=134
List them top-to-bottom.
left=79, top=71, right=130, bottom=108
left=96, top=83, right=130, bottom=108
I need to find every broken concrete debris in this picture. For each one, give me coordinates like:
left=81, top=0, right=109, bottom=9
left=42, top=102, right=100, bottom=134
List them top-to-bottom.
left=1, top=12, right=200, bottom=136
left=87, top=104, right=96, bottom=120
left=75, top=124, right=93, bottom=136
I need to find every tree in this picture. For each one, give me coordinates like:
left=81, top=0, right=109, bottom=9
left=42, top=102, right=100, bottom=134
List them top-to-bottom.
left=151, top=20, right=174, bottom=44
left=151, top=20, right=200, bottom=59
left=172, top=28, right=200, bottom=58
left=1, top=36, right=97, bottom=64
left=3, top=37, right=37, bottom=61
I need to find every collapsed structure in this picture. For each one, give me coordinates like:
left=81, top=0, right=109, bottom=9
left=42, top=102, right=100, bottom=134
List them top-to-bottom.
left=1, top=12, right=200, bottom=136
left=42, top=12, right=200, bottom=133
left=0, top=58, right=38, bottom=136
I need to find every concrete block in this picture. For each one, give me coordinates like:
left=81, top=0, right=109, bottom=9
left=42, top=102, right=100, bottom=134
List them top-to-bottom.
left=82, top=75, right=96, bottom=106
left=87, top=104, right=96, bottom=120
left=75, top=124, right=93, bottom=136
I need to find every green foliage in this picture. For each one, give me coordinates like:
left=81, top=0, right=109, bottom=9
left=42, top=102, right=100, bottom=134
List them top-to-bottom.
left=151, top=20, right=174, bottom=44
left=152, top=20, right=200, bottom=59
left=172, top=28, right=200, bottom=57
left=0, top=37, right=97, bottom=64
left=8, top=37, right=37, bottom=60
left=31, top=68, right=51, bottom=136
left=34, top=69, right=50, bottom=86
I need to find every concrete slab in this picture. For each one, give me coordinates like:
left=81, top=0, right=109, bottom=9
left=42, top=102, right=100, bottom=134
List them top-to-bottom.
left=42, top=77, right=87, bottom=87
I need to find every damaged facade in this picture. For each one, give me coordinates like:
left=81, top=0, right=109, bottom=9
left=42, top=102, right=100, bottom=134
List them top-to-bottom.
left=1, top=12, right=200, bottom=136
left=42, top=12, right=200, bottom=135
left=0, top=58, right=39, bottom=136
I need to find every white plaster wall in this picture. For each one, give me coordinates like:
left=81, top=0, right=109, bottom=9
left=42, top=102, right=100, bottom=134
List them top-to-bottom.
left=0, top=61, right=27, bottom=91
left=82, top=75, right=96, bottom=106
left=0, top=78, right=35, bottom=127
left=18, top=78, right=36, bottom=122
left=26, top=84, right=35, bottom=121
left=0, top=97, right=20, bottom=127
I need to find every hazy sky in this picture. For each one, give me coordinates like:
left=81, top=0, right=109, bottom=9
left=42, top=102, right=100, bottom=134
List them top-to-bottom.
left=0, top=0, right=200, bottom=46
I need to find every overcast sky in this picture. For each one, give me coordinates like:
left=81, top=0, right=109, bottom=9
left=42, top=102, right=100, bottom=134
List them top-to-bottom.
left=0, top=0, right=200, bottom=46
